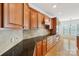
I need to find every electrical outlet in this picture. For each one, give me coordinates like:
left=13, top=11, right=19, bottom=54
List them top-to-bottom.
left=10, top=37, right=15, bottom=43
left=15, top=37, right=19, bottom=42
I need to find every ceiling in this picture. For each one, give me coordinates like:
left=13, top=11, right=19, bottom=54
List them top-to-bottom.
left=29, top=3, right=79, bottom=21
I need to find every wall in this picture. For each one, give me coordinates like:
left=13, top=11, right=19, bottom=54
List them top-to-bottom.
left=23, top=28, right=49, bottom=40
left=0, top=29, right=23, bottom=55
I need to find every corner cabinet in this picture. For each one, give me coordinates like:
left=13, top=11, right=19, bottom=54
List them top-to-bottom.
left=3, top=3, right=23, bottom=29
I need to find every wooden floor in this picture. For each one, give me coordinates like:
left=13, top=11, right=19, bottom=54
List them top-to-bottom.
left=45, top=35, right=79, bottom=56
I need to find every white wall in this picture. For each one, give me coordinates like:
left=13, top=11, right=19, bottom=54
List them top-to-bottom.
left=0, top=29, right=23, bottom=55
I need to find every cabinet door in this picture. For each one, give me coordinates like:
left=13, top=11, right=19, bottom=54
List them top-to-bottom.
left=4, top=3, right=23, bottom=28
left=0, top=4, right=2, bottom=27
left=0, top=4, right=4, bottom=28
left=9, top=4, right=23, bottom=25
left=24, top=4, right=30, bottom=29
left=31, top=9, right=38, bottom=29
left=38, top=12, right=44, bottom=28
left=44, top=16, right=51, bottom=29
left=51, top=17, right=57, bottom=35
left=77, top=36, right=79, bottom=49
left=43, top=39, right=47, bottom=55
left=36, top=41, right=43, bottom=56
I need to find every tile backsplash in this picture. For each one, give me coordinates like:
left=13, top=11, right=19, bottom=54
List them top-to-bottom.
left=23, top=28, right=49, bottom=39
left=0, top=29, right=23, bottom=55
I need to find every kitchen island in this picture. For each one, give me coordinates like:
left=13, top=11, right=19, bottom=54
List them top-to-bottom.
left=2, top=28, right=60, bottom=56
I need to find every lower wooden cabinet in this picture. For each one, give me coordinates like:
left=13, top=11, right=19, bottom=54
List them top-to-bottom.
left=2, top=35, right=59, bottom=56
left=77, top=36, right=79, bottom=49
left=33, top=37, right=47, bottom=56
left=33, top=37, right=54, bottom=56
left=47, top=37, right=53, bottom=51
left=22, top=39, right=35, bottom=56
left=43, top=39, right=47, bottom=55
left=36, top=41, right=43, bottom=56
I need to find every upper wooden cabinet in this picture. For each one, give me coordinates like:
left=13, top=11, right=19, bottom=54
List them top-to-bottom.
left=1, top=3, right=51, bottom=29
left=4, top=3, right=23, bottom=28
left=0, top=4, right=2, bottom=27
left=0, top=4, right=4, bottom=28
left=9, top=4, right=23, bottom=25
left=24, top=4, right=30, bottom=29
left=30, top=9, right=38, bottom=29
left=38, top=12, right=44, bottom=28
left=44, top=16, right=50, bottom=25
left=51, top=17, right=57, bottom=35
left=43, top=39, right=47, bottom=55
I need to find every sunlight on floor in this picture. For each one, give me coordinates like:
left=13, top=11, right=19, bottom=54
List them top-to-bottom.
left=45, top=35, right=79, bottom=56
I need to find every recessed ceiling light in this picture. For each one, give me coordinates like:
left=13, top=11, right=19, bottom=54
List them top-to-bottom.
left=52, top=5, right=56, bottom=8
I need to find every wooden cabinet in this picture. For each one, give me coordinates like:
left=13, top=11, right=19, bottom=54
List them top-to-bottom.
left=1, top=3, right=46, bottom=29
left=3, top=3, right=23, bottom=28
left=0, top=4, right=2, bottom=27
left=0, top=4, right=3, bottom=28
left=9, top=4, right=23, bottom=28
left=24, top=4, right=30, bottom=29
left=30, top=9, right=38, bottom=29
left=38, top=12, right=44, bottom=28
left=44, top=16, right=50, bottom=29
left=51, top=17, right=57, bottom=35
left=2, top=35, right=59, bottom=56
left=47, top=36, right=54, bottom=51
left=77, top=36, right=79, bottom=49
left=33, top=37, right=47, bottom=56
left=47, top=37, right=52, bottom=51
left=43, top=38, right=47, bottom=55
left=22, top=39, right=35, bottom=56
left=36, top=41, right=43, bottom=56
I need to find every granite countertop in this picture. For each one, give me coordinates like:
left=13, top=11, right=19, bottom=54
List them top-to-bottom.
left=23, top=28, right=49, bottom=40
